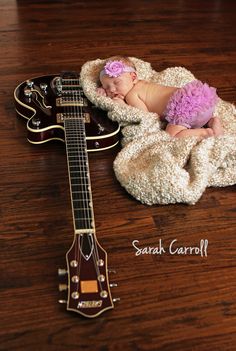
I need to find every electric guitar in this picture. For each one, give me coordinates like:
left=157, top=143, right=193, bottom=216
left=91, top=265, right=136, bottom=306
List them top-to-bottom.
left=14, top=72, right=120, bottom=318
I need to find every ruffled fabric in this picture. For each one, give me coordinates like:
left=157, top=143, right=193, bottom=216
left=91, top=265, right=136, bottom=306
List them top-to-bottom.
left=164, top=80, right=218, bottom=128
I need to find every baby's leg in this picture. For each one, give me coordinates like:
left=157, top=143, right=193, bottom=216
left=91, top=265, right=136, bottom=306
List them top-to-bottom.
left=207, top=117, right=224, bottom=136
left=166, top=124, right=214, bottom=140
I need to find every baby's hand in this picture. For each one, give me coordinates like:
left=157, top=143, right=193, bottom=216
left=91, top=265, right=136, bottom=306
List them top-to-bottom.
left=96, top=87, right=107, bottom=96
left=112, top=96, right=127, bottom=106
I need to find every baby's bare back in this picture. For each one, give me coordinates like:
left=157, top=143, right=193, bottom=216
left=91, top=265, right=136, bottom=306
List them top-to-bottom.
left=130, top=80, right=178, bottom=116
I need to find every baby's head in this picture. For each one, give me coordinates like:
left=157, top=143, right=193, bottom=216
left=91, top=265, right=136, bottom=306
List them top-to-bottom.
left=99, top=56, right=137, bottom=98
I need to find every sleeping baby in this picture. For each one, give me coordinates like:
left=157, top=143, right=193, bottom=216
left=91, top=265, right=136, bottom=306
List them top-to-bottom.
left=96, top=55, right=224, bottom=139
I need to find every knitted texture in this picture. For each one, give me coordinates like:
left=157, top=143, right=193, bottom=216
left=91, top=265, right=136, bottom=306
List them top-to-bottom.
left=80, top=57, right=236, bottom=205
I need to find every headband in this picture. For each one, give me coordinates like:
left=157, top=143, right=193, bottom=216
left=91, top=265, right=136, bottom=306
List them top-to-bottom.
left=100, top=60, right=136, bottom=79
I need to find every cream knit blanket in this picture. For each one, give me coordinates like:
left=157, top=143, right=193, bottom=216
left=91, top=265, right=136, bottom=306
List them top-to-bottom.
left=80, top=57, right=236, bottom=205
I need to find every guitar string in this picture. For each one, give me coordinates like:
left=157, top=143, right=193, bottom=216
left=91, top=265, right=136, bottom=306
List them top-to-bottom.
left=64, top=75, right=104, bottom=295
left=64, top=77, right=81, bottom=279
left=65, top=77, right=83, bottom=282
left=70, top=77, right=102, bottom=293
left=73, top=77, right=103, bottom=292
left=71, top=78, right=84, bottom=281
left=75, top=82, right=102, bottom=278
left=77, top=85, right=105, bottom=286
left=75, top=86, right=86, bottom=283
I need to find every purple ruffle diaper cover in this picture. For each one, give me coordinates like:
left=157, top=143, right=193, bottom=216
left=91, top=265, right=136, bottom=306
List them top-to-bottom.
left=164, top=80, right=218, bottom=129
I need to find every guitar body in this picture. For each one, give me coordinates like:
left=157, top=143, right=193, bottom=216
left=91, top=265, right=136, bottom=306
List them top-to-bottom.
left=14, top=74, right=120, bottom=151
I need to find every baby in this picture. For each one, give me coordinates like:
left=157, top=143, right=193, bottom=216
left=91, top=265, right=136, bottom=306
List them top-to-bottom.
left=97, top=56, right=224, bottom=139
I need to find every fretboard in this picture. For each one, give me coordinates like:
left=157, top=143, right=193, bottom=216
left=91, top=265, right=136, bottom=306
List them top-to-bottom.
left=64, top=117, right=95, bottom=232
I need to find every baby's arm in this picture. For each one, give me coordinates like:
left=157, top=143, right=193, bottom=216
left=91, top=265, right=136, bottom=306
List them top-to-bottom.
left=96, top=87, right=107, bottom=96
left=125, top=92, right=149, bottom=112
left=112, top=95, right=127, bottom=106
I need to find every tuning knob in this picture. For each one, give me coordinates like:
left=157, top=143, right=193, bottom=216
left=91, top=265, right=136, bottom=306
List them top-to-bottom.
left=55, top=77, right=62, bottom=95
left=26, top=80, right=34, bottom=88
left=40, top=83, right=48, bottom=93
left=24, top=88, right=32, bottom=98
left=31, top=116, right=41, bottom=128
left=58, top=268, right=67, bottom=277
left=108, top=269, right=116, bottom=274
left=109, top=283, right=118, bottom=287
left=58, top=284, right=68, bottom=292
left=113, top=298, right=121, bottom=303
left=58, top=299, right=67, bottom=304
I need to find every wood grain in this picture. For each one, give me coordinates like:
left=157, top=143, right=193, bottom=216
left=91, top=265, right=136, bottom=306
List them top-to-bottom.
left=1, top=0, right=236, bottom=350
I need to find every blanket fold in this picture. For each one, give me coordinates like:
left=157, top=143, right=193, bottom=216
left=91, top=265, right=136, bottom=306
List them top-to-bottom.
left=80, top=57, right=236, bottom=205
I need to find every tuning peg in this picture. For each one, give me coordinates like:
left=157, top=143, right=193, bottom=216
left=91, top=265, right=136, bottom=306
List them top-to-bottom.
left=26, top=80, right=34, bottom=88
left=40, top=83, right=48, bottom=93
left=24, top=88, right=32, bottom=98
left=31, top=116, right=41, bottom=127
left=58, top=268, right=67, bottom=277
left=108, top=269, right=116, bottom=274
left=109, top=283, right=118, bottom=287
left=58, top=284, right=68, bottom=292
left=113, top=298, right=120, bottom=303
left=58, top=299, right=67, bottom=304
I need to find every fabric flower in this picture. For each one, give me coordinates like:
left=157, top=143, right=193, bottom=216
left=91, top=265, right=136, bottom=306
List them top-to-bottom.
left=104, top=61, right=126, bottom=77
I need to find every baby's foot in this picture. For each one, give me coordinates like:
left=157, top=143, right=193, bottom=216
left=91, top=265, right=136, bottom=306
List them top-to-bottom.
left=208, top=117, right=224, bottom=136
left=199, top=128, right=214, bottom=140
left=205, top=128, right=214, bottom=137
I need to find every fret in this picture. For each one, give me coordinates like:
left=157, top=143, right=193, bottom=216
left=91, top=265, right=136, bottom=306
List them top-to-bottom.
left=61, top=79, right=81, bottom=86
left=64, top=113, right=95, bottom=232
left=66, top=128, right=85, bottom=131
left=66, top=134, right=85, bottom=138
left=66, top=136, right=86, bottom=140
left=67, top=139, right=86, bottom=144
left=66, top=140, right=86, bottom=144
left=67, top=144, right=86, bottom=148
left=67, top=152, right=87, bottom=157
left=68, top=158, right=88, bottom=163
left=69, top=161, right=88, bottom=166
left=69, top=165, right=88, bottom=169
left=69, top=166, right=88, bottom=171
left=69, top=169, right=89, bottom=176
left=69, top=170, right=89, bottom=176
left=70, top=174, right=89, bottom=184
left=70, top=174, right=89, bottom=180
left=70, top=178, right=89, bottom=185
left=70, top=178, right=89, bottom=183
left=70, top=184, right=90, bottom=191
left=71, top=184, right=90, bottom=190
left=72, top=191, right=90, bottom=198
left=72, top=199, right=92, bottom=208
left=72, top=207, right=92, bottom=213
left=74, top=209, right=93, bottom=219
left=74, top=219, right=94, bottom=231
left=75, top=220, right=94, bottom=231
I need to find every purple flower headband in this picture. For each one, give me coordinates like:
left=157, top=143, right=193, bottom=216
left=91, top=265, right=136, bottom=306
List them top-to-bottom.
left=100, top=60, right=135, bottom=79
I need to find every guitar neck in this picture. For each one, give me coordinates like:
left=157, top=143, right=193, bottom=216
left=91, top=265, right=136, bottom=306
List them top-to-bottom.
left=64, top=117, right=95, bottom=233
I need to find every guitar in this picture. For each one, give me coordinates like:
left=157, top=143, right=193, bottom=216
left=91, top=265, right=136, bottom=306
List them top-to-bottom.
left=14, top=72, right=120, bottom=318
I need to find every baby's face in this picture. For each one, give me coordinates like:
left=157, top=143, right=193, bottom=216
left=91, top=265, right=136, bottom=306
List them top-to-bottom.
left=100, top=72, right=136, bottom=99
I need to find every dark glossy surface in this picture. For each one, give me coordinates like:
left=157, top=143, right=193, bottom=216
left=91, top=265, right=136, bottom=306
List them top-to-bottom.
left=14, top=74, right=120, bottom=149
left=65, top=234, right=114, bottom=317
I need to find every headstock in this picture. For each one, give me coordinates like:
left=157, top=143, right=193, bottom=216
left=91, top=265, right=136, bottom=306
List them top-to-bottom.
left=58, top=232, right=119, bottom=318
